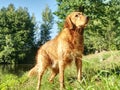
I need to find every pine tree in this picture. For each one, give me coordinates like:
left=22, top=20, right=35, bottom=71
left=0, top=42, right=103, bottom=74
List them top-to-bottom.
left=37, top=5, right=54, bottom=46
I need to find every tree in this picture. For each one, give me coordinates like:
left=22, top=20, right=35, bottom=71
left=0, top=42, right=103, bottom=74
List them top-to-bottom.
left=54, top=0, right=120, bottom=54
left=0, top=4, right=36, bottom=64
left=37, top=5, right=54, bottom=46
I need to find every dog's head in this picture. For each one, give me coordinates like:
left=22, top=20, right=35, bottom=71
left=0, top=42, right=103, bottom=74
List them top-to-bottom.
left=64, top=12, right=89, bottom=30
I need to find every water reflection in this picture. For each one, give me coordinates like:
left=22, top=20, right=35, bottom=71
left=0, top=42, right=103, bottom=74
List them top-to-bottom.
left=0, top=64, right=34, bottom=76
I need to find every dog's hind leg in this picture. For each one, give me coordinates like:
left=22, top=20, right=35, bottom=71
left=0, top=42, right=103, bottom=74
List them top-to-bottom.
left=36, top=55, right=49, bottom=90
left=37, top=68, right=46, bottom=90
left=48, top=68, right=59, bottom=83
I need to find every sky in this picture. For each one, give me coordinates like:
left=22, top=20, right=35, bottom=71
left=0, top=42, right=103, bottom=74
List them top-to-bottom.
left=0, top=0, right=58, bottom=38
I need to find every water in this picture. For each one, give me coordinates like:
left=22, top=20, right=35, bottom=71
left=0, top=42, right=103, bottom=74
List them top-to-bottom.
left=0, top=64, right=34, bottom=76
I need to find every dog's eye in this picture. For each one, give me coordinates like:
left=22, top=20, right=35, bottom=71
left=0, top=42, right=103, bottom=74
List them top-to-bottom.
left=78, top=12, right=82, bottom=15
left=75, top=15, right=78, bottom=17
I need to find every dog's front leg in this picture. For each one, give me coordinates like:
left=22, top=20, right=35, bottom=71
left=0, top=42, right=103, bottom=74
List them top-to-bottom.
left=75, top=57, right=82, bottom=82
left=59, top=60, right=65, bottom=90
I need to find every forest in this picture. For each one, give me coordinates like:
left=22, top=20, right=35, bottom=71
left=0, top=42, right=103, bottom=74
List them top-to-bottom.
left=0, top=0, right=120, bottom=64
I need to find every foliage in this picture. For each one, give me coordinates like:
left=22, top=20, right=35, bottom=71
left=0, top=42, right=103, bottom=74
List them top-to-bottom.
left=54, top=0, right=120, bottom=54
left=0, top=4, right=36, bottom=64
left=37, top=5, right=54, bottom=46
left=0, top=51, right=120, bottom=90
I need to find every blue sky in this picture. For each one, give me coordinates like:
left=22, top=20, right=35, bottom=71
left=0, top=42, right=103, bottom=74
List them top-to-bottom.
left=0, top=0, right=58, bottom=38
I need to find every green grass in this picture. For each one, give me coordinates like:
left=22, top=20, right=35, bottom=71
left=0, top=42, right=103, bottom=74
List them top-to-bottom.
left=0, top=51, right=120, bottom=90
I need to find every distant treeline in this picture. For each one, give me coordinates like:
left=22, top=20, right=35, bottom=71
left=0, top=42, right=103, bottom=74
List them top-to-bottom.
left=0, top=0, right=120, bottom=64
left=0, top=4, right=53, bottom=64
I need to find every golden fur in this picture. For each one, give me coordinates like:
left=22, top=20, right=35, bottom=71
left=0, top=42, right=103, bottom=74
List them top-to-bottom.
left=28, top=11, right=89, bottom=90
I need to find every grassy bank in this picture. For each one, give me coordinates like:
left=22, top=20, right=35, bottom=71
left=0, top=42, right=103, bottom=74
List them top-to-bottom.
left=0, top=51, right=120, bottom=90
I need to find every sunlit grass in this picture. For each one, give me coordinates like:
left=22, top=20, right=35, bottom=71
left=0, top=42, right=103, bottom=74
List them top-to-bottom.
left=0, top=51, right=120, bottom=90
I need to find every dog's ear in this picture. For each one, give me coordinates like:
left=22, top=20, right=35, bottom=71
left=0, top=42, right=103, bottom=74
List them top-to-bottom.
left=64, top=15, right=73, bottom=29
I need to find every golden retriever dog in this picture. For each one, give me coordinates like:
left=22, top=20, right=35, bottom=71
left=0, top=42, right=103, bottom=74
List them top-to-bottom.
left=28, top=11, right=89, bottom=90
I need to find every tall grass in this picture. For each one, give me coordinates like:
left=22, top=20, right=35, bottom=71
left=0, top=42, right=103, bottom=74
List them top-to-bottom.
left=0, top=51, right=120, bottom=90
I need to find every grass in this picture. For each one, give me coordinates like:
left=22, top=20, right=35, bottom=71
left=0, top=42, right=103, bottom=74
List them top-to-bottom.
left=0, top=51, right=120, bottom=90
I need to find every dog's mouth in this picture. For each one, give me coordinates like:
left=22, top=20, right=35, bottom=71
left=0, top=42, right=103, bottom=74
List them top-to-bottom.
left=85, top=16, right=89, bottom=24
left=77, top=23, right=88, bottom=29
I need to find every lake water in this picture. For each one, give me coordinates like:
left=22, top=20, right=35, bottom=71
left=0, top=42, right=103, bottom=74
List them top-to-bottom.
left=0, top=64, right=34, bottom=76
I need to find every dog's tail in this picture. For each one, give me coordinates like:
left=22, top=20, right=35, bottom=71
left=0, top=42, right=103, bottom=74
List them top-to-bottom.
left=28, top=65, right=38, bottom=77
